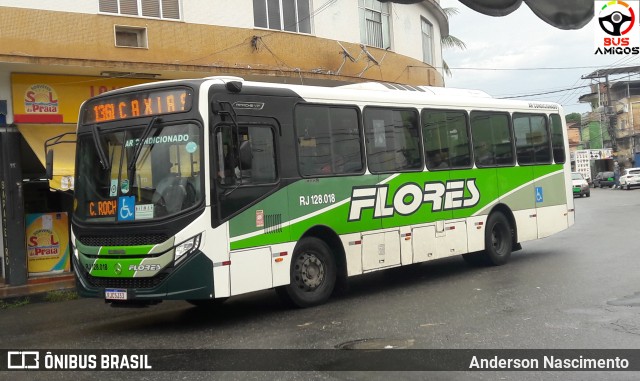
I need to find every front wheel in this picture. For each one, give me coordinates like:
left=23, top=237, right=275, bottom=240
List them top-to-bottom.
left=276, top=237, right=336, bottom=308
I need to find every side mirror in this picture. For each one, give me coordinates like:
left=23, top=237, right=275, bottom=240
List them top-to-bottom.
left=45, top=149, right=54, bottom=180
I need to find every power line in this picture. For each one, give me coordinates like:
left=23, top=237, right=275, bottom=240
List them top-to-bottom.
left=445, top=65, right=636, bottom=71
left=496, top=69, right=640, bottom=101
left=497, top=84, right=592, bottom=99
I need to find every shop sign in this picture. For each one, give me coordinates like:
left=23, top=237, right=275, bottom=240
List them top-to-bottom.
left=12, top=74, right=153, bottom=124
left=25, top=213, right=70, bottom=275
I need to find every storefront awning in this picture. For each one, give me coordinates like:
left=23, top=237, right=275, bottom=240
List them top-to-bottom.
left=17, top=124, right=76, bottom=191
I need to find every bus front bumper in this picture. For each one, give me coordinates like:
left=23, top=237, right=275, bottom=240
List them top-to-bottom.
left=72, top=250, right=214, bottom=303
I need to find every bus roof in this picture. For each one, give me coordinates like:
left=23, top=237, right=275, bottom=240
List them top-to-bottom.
left=91, top=76, right=563, bottom=115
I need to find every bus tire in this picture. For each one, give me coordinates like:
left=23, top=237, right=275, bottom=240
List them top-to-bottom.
left=462, top=212, right=512, bottom=266
left=483, top=212, right=512, bottom=266
left=277, top=237, right=336, bottom=308
left=186, top=297, right=228, bottom=308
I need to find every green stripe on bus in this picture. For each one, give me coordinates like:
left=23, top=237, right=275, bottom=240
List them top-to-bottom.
left=229, top=165, right=565, bottom=250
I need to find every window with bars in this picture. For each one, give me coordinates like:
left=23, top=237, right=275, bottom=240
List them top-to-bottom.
left=99, top=0, right=181, bottom=20
left=253, top=0, right=311, bottom=34
left=358, top=0, right=390, bottom=49
left=421, top=17, right=434, bottom=65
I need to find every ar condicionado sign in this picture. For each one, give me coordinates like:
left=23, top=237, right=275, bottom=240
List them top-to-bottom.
left=82, top=87, right=192, bottom=124
left=88, top=200, right=117, bottom=217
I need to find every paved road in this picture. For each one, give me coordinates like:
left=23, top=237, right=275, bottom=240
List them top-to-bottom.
left=1, top=187, right=640, bottom=380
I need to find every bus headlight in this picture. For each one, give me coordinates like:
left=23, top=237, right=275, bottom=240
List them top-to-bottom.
left=174, top=234, right=202, bottom=264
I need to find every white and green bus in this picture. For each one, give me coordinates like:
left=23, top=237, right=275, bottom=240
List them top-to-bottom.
left=58, top=77, right=574, bottom=307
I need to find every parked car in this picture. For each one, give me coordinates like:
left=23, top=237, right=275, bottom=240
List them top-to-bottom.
left=619, top=168, right=640, bottom=190
left=593, top=171, right=615, bottom=188
left=571, top=172, right=590, bottom=197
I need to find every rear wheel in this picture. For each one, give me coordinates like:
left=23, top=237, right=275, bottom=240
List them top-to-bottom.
left=463, top=212, right=512, bottom=266
left=484, top=213, right=512, bottom=265
left=276, top=237, right=336, bottom=308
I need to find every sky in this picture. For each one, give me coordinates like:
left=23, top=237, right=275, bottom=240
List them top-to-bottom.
left=439, top=0, right=639, bottom=115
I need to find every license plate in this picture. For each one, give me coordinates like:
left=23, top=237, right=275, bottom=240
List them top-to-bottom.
left=608, top=177, right=613, bottom=181
left=573, top=187, right=580, bottom=192
left=105, top=289, right=128, bottom=300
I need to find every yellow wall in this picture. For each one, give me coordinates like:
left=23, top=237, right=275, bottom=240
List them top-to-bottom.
left=0, top=6, right=442, bottom=86
left=11, top=73, right=153, bottom=124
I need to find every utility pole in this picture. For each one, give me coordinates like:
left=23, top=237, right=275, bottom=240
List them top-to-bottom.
left=581, top=70, right=619, bottom=152
left=604, top=73, right=618, bottom=152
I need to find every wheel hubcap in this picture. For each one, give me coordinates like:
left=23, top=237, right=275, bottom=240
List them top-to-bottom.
left=492, top=224, right=506, bottom=254
left=295, top=252, right=325, bottom=291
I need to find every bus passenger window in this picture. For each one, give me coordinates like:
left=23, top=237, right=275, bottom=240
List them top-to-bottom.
left=295, top=105, right=363, bottom=176
left=364, top=107, right=422, bottom=173
left=422, top=109, right=471, bottom=170
left=470, top=112, right=513, bottom=167
left=513, top=114, right=550, bottom=165
left=550, top=114, right=566, bottom=164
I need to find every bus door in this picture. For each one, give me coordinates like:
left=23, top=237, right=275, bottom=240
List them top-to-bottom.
left=212, top=122, right=282, bottom=295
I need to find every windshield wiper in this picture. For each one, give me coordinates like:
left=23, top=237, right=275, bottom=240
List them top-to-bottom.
left=128, top=116, right=161, bottom=170
left=91, top=124, right=110, bottom=171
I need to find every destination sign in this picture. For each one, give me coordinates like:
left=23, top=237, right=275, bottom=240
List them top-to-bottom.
left=83, top=88, right=192, bottom=124
left=87, top=200, right=117, bottom=218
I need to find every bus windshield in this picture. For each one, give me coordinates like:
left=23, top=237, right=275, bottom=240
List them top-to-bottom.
left=74, top=122, right=202, bottom=223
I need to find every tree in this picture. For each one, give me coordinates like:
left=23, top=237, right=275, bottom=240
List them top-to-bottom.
left=441, top=8, right=466, bottom=77
left=565, top=113, right=581, bottom=125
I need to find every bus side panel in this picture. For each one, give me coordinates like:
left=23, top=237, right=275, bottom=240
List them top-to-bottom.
left=496, top=166, right=538, bottom=243
left=535, top=166, right=568, bottom=238
left=466, top=215, right=488, bottom=253
left=203, top=219, right=232, bottom=298
left=340, top=233, right=364, bottom=277
left=271, top=242, right=296, bottom=287
left=230, top=246, right=272, bottom=296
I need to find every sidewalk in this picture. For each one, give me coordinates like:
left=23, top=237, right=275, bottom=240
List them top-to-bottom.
left=0, top=273, right=76, bottom=303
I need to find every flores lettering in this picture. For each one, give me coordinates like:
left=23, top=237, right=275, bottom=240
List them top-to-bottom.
left=348, top=179, right=480, bottom=221
left=129, top=264, right=161, bottom=271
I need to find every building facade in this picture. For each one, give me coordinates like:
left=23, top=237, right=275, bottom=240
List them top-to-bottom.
left=0, top=1, right=450, bottom=285
left=579, top=79, right=640, bottom=168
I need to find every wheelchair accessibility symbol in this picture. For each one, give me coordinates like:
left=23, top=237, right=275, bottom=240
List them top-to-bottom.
left=535, top=187, right=544, bottom=203
left=118, top=196, right=136, bottom=221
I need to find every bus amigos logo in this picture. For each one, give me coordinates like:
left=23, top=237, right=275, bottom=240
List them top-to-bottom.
left=595, top=1, right=640, bottom=55
left=348, top=179, right=480, bottom=221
